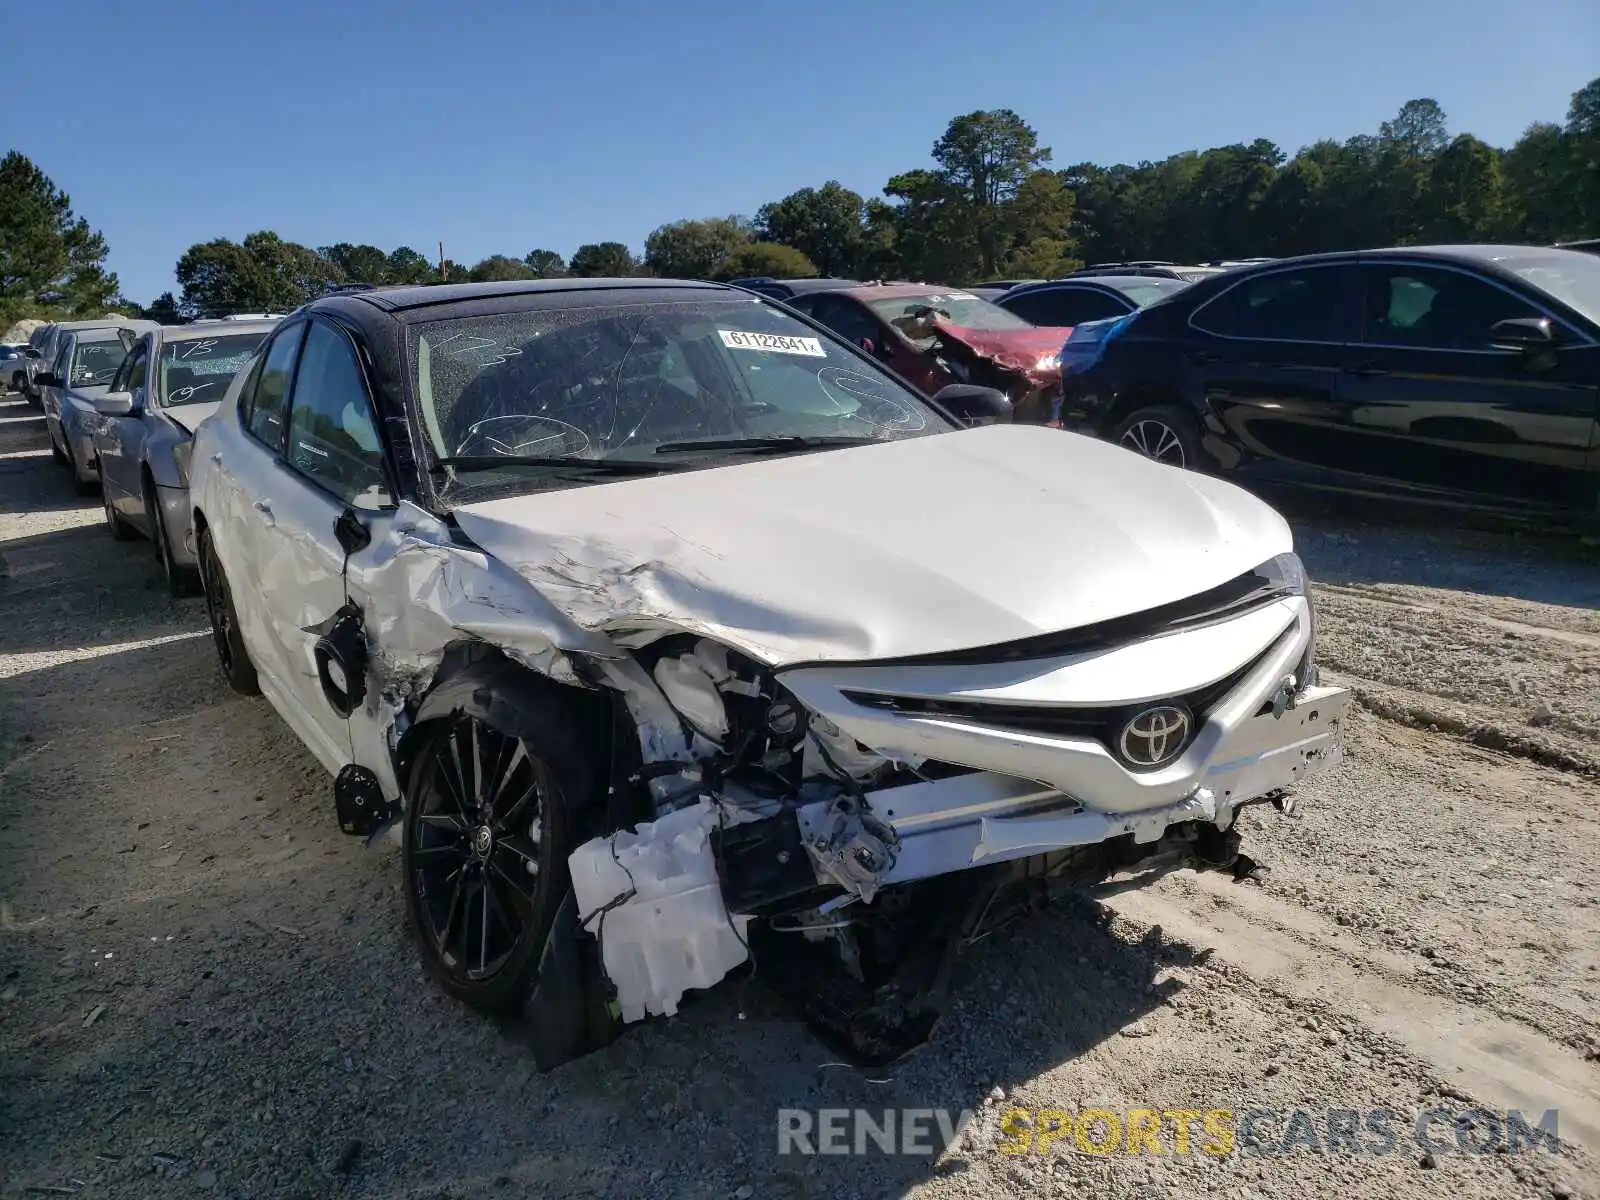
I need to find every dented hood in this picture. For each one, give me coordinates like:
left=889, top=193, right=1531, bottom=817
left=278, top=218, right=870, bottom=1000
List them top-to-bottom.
left=932, top=319, right=1074, bottom=389
left=449, top=424, right=1293, bottom=667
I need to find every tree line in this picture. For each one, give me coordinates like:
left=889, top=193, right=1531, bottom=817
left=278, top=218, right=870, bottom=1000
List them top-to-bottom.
left=2, top=74, right=1595, bottom=328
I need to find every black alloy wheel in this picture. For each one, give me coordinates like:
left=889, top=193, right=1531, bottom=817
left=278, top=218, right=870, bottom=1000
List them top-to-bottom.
left=403, top=716, right=557, bottom=1012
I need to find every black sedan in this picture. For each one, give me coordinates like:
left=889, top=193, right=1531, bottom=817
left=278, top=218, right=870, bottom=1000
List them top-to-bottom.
left=1056, top=245, right=1600, bottom=521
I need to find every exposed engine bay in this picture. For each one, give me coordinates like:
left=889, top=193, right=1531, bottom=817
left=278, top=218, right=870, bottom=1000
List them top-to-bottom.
left=564, top=614, right=1346, bottom=1065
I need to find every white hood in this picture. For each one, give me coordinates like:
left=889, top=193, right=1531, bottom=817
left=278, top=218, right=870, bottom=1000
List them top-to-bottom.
left=450, top=424, right=1293, bottom=667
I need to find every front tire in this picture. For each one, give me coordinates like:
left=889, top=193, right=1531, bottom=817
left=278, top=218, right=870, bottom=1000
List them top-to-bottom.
left=1109, top=404, right=1203, bottom=471
left=65, top=441, right=97, bottom=495
left=102, top=471, right=136, bottom=540
left=148, top=479, right=201, bottom=597
left=198, top=525, right=260, bottom=694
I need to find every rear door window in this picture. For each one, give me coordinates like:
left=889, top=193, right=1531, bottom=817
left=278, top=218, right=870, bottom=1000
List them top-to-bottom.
left=1192, top=266, right=1357, bottom=342
left=1004, top=287, right=1130, bottom=326
left=243, top=324, right=307, bottom=453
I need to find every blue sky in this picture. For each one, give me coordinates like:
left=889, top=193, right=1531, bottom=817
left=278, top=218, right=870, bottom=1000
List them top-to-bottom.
left=3, top=0, right=1595, bottom=303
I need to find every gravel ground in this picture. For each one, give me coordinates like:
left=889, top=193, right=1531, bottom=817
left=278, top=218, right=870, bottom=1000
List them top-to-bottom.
left=2, top=392, right=1597, bottom=1200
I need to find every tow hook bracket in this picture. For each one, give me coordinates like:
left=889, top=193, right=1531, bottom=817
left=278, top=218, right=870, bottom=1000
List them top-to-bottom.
left=334, top=765, right=395, bottom=837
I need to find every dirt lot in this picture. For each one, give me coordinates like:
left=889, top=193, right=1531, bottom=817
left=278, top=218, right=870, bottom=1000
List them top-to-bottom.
left=2, top=392, right=1597, bottom=1200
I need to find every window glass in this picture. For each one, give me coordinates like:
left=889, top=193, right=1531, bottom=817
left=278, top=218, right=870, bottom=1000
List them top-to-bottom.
left=1361, top=265, right=1545, bottom=350
left=1193, top=267, right=1353, bottom=341
left=1004, top=288, right=1129, bottom=326
left=865, top=291, right=1031, bottom=348
left=409, top=297, right=948, bottom=505
left=810, top=297, right=882, bottom=346
left=285, top=322, right=390, bottom=509
left=245, top=325, right=305, bottom=451
left=159, top=332, right=268, bottom=406
left=70, top=339, right=128, bottom=388
left=113, top=343, right=148, bottom=395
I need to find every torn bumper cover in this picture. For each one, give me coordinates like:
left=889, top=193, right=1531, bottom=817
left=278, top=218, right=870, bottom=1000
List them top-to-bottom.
left=564, top=592, right=1349, bottom=1029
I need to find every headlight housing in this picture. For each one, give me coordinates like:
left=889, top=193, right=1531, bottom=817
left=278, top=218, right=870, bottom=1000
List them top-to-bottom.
left=1259, top=551, right=1307, bottom=596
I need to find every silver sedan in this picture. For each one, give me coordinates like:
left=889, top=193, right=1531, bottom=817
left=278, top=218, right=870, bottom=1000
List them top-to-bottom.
left=92, top=319, right=276, bottom=594
left=38, top=327, right=151, bottom=493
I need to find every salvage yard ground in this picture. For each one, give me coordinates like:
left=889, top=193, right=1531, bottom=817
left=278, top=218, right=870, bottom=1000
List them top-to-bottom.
left=1, top=390, right=1598, bottom=1200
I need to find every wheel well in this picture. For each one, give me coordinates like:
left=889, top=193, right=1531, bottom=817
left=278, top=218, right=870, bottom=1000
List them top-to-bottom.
left=1102, top=384, right=1192, bottom=433
left=392, top=645, right=626, bottom=832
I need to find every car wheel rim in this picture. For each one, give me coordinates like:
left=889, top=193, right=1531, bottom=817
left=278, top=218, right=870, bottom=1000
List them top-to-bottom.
left=1121, top=420, right=1186, bottom=467
left=200, top=541, right=235, bottom=672
left=411, top=718, right=544, bottom=984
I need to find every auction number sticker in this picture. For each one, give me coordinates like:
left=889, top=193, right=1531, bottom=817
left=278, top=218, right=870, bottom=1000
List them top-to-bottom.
left=718, top=329, right=827, bottom=357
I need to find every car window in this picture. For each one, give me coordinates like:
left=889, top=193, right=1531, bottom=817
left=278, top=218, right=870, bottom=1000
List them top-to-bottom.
left=1360, top=265, right=1547, bottom=351
left=1192, top=266, right=1355, bottom=341
left=1003, top=287, right=1130, bottom=327
left=810, top=296, right=882, bottom=347
left=410, top=297, right=949, bottom=504
left=284, top=322, right=391, bottom=510
left=244, top=324, right=306, bottom=453
left=159, top=332, right=267, bottom=407
left=52, top=339, right=71, bottom=379
left=70, top=340, right=129, bottom=388
left=114, top=343, right=149, bottom=396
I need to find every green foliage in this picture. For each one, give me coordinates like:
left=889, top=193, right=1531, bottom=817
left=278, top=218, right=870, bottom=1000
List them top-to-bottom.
left=0, top=151, right=119, bottom=326
left=754, top=182, right=870, bottom=277
left=644, top=217, right=752, bottom=279
left=175, top=231, right=343, bottom=318
left=569, top=242, right=639, bottom=277
left=720, top=242, right=818, bottom=280
left=523, top=249, right=566, bottom=277
left=468, top=254, right=536, bottom=282
left=141, top=292, right=182, bottom=324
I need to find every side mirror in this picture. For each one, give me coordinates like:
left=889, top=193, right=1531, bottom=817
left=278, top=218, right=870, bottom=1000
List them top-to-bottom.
left=1489, top=316, right=1557, bottom=350
left=857, top=336, right=877, bottom=355
left=24, top=348, right=41, bottom=359
left=34, top=371, right=60, bottom=388
left=931, top=383, right=1014, bottom=427
left=93, top=390, right=136, bottom=416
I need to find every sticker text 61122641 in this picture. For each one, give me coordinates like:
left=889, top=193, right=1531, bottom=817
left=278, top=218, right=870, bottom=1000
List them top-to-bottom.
left=718, top=329, right=827, bottom=357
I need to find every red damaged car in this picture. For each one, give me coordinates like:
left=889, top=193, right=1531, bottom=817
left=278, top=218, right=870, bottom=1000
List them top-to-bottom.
left=786, top=283, right=1074, bottom=424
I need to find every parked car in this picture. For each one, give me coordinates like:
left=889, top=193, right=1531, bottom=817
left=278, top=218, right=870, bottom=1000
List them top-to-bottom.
left=1056, top=245, right=1600, bottom=519
left=1071, top=261, right=1225, bottom=282
left=998, top=275, right=1193, bottom=328
left=187, top=277, right=1348, bottom=1066
left=726, top=277, right=863, bottom=301
left=785, top=282, right=1077, bottom=423
left=26, top=317, right=151, bottom=408
left=92, top=319, right=277, bottom=594
left=37, top=321, right=157, bottom=492
left=1, top=343, right=39, bottom=393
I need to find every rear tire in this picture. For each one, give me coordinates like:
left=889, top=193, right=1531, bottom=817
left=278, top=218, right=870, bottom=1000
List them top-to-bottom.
left=1109, top=404, right=1204, bottom=471
left=148, top=479, right=201, bottom=597
left=198, top=524, right=260, bottom=695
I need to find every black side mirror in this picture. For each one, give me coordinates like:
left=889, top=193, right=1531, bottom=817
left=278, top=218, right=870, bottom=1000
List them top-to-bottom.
left=1489, top=316, right=1557, bottom=350
left=24, top=348, right=41, bottom=359
left=34, top=371, right=60, bottom=388
left=931, top=383, right=1013, bottom=427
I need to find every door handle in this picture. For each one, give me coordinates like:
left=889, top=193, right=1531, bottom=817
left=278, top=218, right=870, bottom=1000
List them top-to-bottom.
left=1348, top=362, right=1389, bottom=377
left=210, top=453, right=222, bottom=465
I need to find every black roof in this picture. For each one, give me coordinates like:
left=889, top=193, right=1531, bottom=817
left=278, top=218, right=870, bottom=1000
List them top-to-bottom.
left=345, top=276, right=731, bottom=313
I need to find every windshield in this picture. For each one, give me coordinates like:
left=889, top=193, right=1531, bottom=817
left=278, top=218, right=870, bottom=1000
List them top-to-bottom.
left=1501, top=253, right=1600, bottom=327
left=1110, top=279, right=1191, bottom=307
left=865, top=292, right=1032, bottom=347
left=410, top=297, right=950, bottom=500
left=159, top=333, right=267, bottom=405
left=69, top=340, right=127, bottom=387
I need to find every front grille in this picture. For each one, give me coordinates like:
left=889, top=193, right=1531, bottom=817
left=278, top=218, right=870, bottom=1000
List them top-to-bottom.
left=841, top=653, right=1261, bottom=764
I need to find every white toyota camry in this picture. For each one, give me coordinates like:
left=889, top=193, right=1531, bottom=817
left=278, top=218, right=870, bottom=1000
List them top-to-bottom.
left=187, top=278, right=1349, bottom=1066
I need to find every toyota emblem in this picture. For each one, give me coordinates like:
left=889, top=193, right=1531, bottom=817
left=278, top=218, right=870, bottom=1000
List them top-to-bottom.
left=1118, top=704, right=1192, bottom=769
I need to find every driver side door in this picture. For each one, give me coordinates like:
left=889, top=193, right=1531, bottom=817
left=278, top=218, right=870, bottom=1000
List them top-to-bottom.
left=250, top=317, right=395, bottom=771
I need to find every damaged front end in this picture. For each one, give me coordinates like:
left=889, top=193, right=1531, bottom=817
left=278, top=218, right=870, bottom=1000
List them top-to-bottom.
left=927, top=318, right=1071, bottom=426
left=563, top=568, right=1349, bottom=1065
